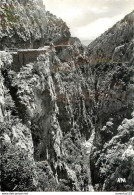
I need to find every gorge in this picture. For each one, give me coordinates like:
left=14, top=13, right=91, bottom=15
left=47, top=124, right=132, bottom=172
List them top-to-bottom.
left=0, top=0, right=134, bottom=192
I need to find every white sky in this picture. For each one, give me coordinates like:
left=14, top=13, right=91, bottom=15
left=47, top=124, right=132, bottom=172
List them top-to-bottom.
left=43, top=0, right=134, bottom=44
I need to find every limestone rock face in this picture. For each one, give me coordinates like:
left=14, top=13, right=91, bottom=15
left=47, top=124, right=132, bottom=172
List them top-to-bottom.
left=0, top=0, right=70, bottom=49
left=0, top=1, right=134, bottom=192
left=88, top=10, right=134, bottom=64
left=88, top=10, right=134, bottom=191
left=0, top=52, right=12, bottom=122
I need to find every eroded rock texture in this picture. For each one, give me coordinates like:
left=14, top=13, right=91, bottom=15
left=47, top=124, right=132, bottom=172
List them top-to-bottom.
left=0, top=0, right=70, bottom=49
left=0, top=1, right=134, bottom=192
left=87, top=10, right=134, bottom=191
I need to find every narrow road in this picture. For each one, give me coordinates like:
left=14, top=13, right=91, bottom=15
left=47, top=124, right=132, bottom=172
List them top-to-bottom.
left=3, top=45, right=71, bottom=53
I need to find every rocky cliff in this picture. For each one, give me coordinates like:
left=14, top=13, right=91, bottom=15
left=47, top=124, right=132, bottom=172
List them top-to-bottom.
left=0, top=0, right=70, bottom=49
left=0, top=1, right=134, bottom=192
left=88, top=10, right=134, bottom=191
left=88, top=10, right=134, bottom=64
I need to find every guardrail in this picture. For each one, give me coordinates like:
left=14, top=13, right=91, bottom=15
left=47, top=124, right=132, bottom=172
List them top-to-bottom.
left=54, top=45, right=70, bottom=47
left=5, top=48, right=18, bottom=52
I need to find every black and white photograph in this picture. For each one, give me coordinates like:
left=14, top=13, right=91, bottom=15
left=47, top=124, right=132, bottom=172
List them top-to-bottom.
left=0, top=0, right=134, bottom=193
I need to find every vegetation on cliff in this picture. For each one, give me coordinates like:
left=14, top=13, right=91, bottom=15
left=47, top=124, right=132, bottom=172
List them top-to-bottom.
left=0, top=1, right=134, bottom=192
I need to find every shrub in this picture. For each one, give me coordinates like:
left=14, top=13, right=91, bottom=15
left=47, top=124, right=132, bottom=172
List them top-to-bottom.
left=1, top=144, right=36, bottom=191
left=35, top=161, right=58, bottom=191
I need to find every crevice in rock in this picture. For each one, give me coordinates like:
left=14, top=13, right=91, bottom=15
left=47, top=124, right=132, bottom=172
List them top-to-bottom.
left=2, top=70, right=27, bottom=122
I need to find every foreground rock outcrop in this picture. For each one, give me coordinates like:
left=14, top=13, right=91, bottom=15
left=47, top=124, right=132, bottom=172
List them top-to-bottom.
left=0, top=1, right=134, bottom=192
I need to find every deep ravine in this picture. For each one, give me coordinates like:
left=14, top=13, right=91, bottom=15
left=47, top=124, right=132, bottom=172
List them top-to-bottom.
left=0, top=0, right=134, bottom=192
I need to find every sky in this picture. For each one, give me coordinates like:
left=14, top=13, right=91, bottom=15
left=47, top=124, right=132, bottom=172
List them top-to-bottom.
left=43, top=0, right=134, bottom=45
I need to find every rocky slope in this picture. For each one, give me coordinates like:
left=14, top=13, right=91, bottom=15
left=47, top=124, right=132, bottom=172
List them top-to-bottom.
left=0, top=0, right=70, bottom=49
left=0, top=1, right=134, bottom=192
left=88, top=10, right=134, bottom=191
left=88, top=10, right=134, bottom=64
